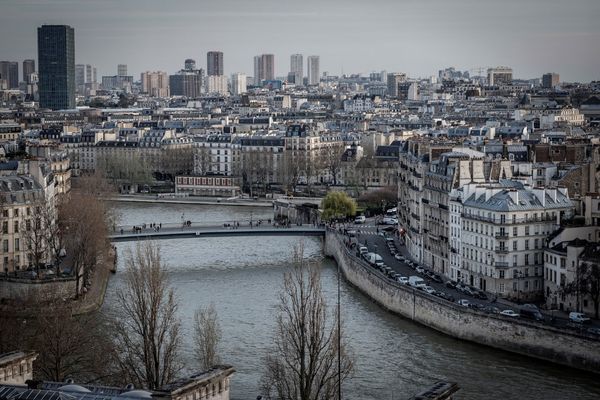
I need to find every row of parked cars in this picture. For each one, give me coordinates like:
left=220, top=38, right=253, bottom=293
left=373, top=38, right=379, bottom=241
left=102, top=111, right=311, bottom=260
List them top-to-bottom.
left=357, top=237, right=600, bottom=336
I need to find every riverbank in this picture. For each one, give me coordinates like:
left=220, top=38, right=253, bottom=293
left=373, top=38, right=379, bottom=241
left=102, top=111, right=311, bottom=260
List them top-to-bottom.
left=107, top=194, right=273, bottom=207
left=324, top=230, right=600, bottom=374
left=0, top=248, right=114, bottom=318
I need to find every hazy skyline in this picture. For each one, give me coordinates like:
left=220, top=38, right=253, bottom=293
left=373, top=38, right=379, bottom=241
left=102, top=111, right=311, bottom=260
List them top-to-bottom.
left=1, top=0, right=599, bottom=82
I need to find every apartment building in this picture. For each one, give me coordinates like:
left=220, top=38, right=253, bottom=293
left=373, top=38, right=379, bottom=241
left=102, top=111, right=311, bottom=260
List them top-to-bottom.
left=456, top=182, right=574, bottom=301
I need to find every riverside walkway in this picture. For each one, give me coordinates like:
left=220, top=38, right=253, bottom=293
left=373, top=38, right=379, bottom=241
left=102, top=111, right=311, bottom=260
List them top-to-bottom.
left=109, top=223, right=326, bottom=242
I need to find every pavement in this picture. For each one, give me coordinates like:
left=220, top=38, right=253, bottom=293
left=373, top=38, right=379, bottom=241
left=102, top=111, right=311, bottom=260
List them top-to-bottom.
left=346, top=217, right=600, bottom=336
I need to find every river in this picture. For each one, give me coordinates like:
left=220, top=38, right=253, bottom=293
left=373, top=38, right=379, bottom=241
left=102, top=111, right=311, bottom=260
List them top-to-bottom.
left=104, top=202, right=600, bottom=400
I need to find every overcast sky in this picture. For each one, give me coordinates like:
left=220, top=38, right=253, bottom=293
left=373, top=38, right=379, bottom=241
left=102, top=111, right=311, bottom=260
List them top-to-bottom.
left=1, top=0, right=599, bottom=82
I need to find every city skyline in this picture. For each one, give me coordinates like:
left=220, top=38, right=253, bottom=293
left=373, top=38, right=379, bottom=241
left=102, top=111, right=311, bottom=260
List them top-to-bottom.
left=0, top=0, right=599, bottom=82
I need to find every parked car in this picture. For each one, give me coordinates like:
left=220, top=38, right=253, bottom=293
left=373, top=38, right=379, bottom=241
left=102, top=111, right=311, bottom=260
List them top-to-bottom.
left=354, top=215, right=366, bottom=224
left=382, top=216, right=398, bottom=225
left=358, top=246, right=369, bottom=255
left=394, top=254, right=405, bottom=261
left=375, top=260, right=385, bottom=269
left=415, top=265, right=425, bottom=274
left=431, top=274, right=443, bottom=283
left=397, top=276, right=409, bottom=285
left=409, top=276, right=426, bottom=289
left=445, top=280, right=458, bottom=289
left=423, top=286, right=436, bottom=295
left=473, top=290, right=488, bottom=300
left=436, top=292, right=455, bottom=302
left=457, top=299, right=470, bottom=307
left=520, top=304, right=544, bottom=321
left=483, top=306, right=500, bottom=314
left=500, top=309, right=519, bottom=318
left=569, top=312, right=591, bottom=324
left=587, top=327, right=600, bottom=336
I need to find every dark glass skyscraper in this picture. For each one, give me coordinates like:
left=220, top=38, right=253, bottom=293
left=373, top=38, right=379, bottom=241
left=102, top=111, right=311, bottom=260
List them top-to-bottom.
left=38, top=25, right=75, bottom=110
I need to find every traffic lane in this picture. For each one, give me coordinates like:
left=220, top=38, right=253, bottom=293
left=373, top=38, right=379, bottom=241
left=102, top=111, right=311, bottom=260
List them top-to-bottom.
left=361, top=233, right=598, bottom=330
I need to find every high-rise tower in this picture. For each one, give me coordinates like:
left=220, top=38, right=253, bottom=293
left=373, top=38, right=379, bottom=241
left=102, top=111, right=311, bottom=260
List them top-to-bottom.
left=38, top=24, right=75, bottom=109
left=207, top=51, right=224, bottom=76
left=290, top=54, right=303, bottom=85
left=307, top=55, right=320, bottom=86
left=22, top=60, right=35, bottom=84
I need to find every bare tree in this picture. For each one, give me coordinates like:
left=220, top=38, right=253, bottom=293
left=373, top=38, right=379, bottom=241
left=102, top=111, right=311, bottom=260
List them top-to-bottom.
left=319, top=143, right=346, bottom=186
left=160, top=147, right=194, bottom=182
left=282, top=151, right=302, bottom=195
left=97, top=153, right=153, bottom=187
left=61, top=187, right=111, bottom=297
left=20, top=196, right=50, bottom=275
left=112, top=242, right=182, bottom=390
left=261, top=244, right=353, bottom=400
left=28, top=301, right=116, bottom=383
left=193, top=303, right=222, bottom=371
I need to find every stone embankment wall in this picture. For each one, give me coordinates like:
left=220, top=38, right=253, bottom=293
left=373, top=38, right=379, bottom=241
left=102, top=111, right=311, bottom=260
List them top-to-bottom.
left=324, top=231, right=600, bottom=374
left=0, top=276, right=76, bottom=301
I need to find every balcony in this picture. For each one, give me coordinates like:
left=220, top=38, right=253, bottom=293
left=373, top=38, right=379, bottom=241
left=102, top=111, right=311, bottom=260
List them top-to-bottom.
left=422, top=198, right=429, bottom=204
left=495, top=232, right=509, bottom=239
left=495, top=246, right=509, bottom=254
left=494, top=261, right=509, bottom=268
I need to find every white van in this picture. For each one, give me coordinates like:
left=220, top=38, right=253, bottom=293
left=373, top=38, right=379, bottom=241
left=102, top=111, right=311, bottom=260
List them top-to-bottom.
left=354, top=215, right=366, bottom=224
left=365, top=252, right=383, bottom=266
left=408, top=276, right=426, bottom=289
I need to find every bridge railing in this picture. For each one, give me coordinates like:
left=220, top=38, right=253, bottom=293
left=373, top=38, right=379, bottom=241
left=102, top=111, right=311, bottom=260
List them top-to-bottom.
left=113, top=218, right=304, bottom=233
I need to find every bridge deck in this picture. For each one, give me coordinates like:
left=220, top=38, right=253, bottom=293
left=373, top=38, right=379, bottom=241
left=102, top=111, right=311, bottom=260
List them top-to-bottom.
left=109, top=225, right=326, bottom=242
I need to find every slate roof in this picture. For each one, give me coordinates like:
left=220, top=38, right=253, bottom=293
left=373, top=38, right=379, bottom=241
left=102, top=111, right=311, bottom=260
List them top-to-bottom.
left=463, top=186, right=573, bottom=212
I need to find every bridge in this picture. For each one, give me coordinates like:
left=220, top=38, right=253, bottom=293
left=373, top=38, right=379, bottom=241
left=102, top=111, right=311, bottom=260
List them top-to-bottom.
left=109, top=223, right=326, bottom=242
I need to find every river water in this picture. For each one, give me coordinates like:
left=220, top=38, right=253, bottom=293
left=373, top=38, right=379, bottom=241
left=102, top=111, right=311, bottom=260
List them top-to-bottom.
left=105, top=202, right=600, bottom=400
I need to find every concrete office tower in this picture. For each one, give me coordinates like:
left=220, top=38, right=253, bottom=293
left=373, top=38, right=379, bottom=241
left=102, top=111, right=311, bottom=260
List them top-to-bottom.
left=38, top=25, right=75, bottom=110
left=207, top=51, right=224, bottom=76
left=260, top=54, right=275, bottom=82
left=290, top=54, right=303, bottom=85
left=253, top=55, right=261, bottom=85
left=307, top=56, right=320, bottom=86
left=185, top=58, right=196, bottom=71
left=22, top=60, right=35, bottom=84
left=0, top=62, right=19, bottom=88
left=75, top=64, right=86, bottom=93
left=117, top=64, right=127, bottom=76
left=487, top=66, right=513, bottom=85
left=92, top=67, right=97, bottom=83
left=141, top=71, right=169, bottom=97
left=386, top=72, right=406, bottom=98
left=542, top=72, right=560, bottom=89
left=231, top=73, right=247, bottom=95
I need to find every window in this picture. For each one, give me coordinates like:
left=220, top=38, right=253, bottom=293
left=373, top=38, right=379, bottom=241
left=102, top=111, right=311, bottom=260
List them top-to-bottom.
left=2, top=221, right=7, bottom=234
left=13, top=221, right=18, bottom=233
left=525, top=226, right=529, bottom=235
left=513, top=227, right=517, bottom=236
left=14, top=238, right=19, bottom=252
left=534, top=239, right=539, bottom=249
left=2, top=240, right=8, bottom=252
left=525, top=240, right=529, bottom=250
left=513, top=241, right=517, bottom=251
left=525, top=254, right=529, bottom=265
left=499, top=270, right=505, bottom=279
